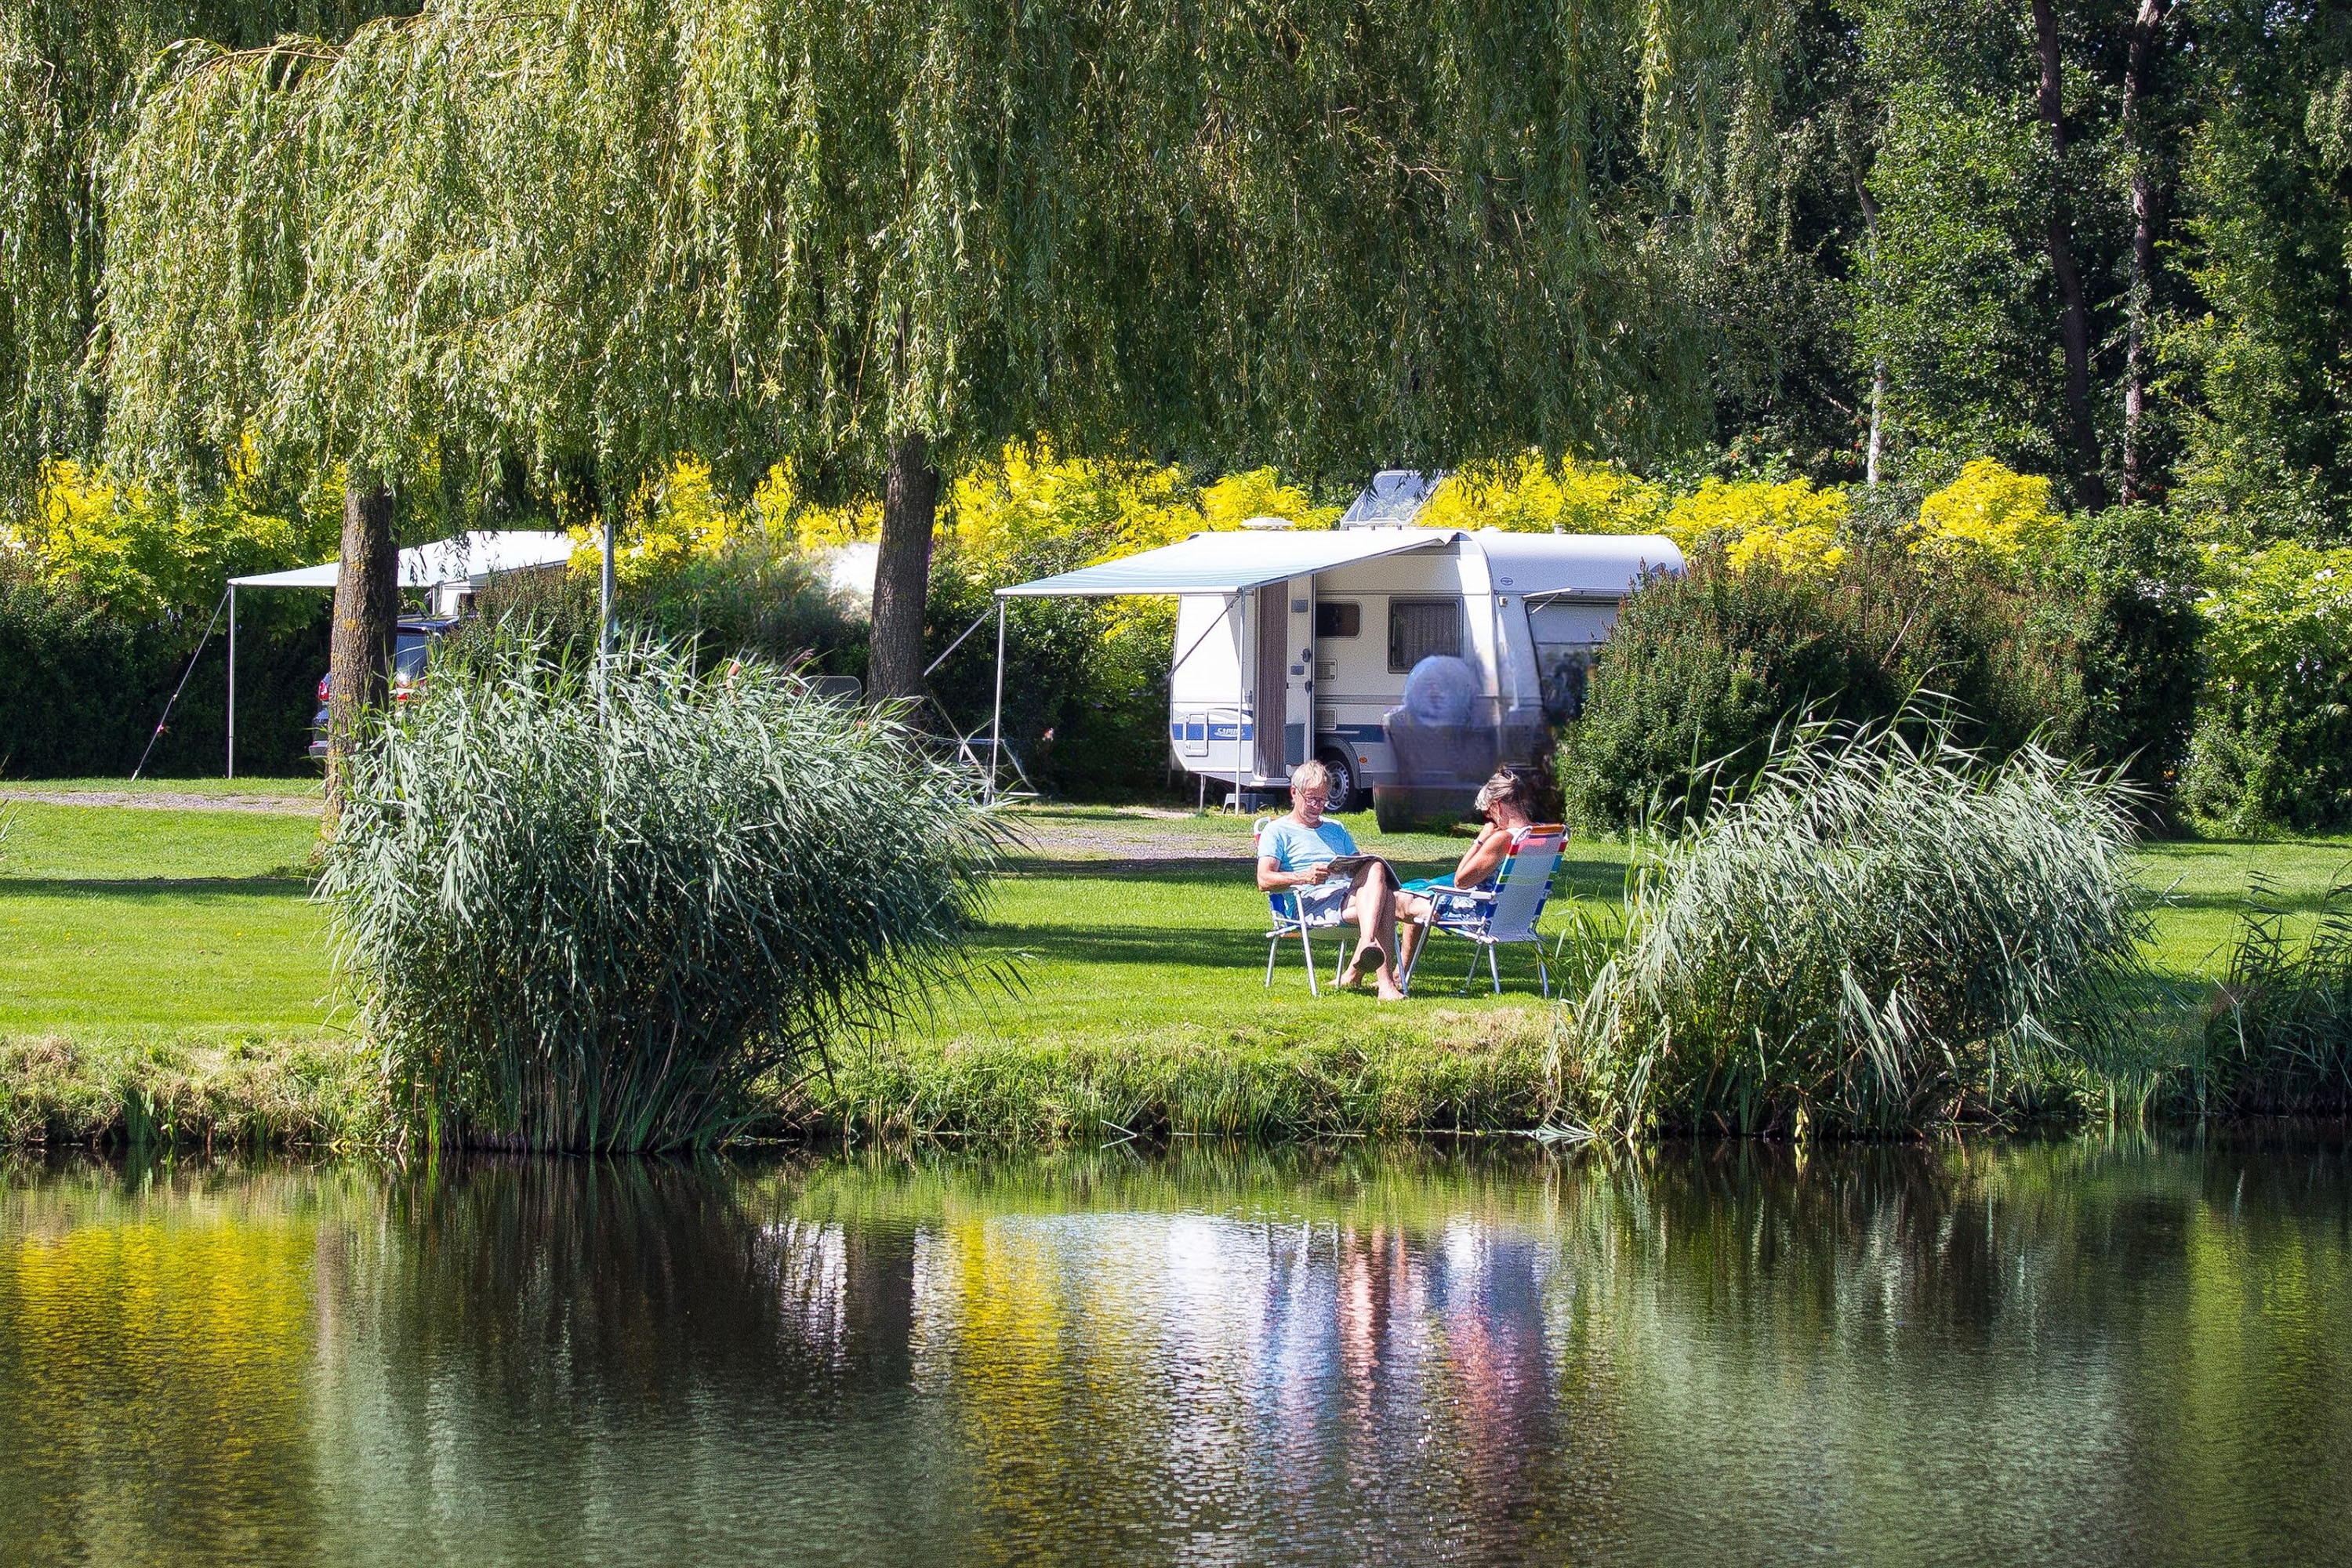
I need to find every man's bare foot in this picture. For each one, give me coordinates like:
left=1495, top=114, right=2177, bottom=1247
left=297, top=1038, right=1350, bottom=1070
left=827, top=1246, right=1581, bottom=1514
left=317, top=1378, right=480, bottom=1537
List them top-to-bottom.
left=1339, top=942, right=1384, bottom=989
left=1375, top=979, right=1406, bottom=1001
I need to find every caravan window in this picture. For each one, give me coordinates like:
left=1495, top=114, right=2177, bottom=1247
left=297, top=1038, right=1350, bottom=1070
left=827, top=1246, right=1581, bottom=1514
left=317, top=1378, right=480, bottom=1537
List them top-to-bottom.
left=1388, top=600, right=1461, bottom=672
left=1315, top=601, right=1362, bottom=639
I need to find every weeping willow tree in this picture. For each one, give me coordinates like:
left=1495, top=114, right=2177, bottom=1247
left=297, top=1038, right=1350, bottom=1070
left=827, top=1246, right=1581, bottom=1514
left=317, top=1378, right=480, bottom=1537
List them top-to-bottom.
left=96, top=0, right=1781, bottom=743
left=0, top=2, right=409, bottom=495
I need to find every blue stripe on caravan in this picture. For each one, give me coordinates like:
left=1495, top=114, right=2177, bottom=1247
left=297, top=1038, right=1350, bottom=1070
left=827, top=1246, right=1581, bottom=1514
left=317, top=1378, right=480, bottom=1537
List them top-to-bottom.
left=1327, top=724, right=1387, bottom=743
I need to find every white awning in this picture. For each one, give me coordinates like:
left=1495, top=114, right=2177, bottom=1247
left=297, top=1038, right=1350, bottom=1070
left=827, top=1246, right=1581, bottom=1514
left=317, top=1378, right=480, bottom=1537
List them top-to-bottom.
left=996, top=528, right=1461, bottom=598
left=228, top=530, right=576, bottom=590
left=1478, top=532, right=1685, bottom=601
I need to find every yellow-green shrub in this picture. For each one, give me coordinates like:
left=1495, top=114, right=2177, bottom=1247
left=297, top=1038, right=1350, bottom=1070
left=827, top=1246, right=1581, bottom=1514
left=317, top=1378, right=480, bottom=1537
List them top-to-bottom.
left=1421, top=451, right=1664, bottom=534
left=1912, top=459, right=2064, bottom=565
left=1661, top=476, right=1849, bottom=575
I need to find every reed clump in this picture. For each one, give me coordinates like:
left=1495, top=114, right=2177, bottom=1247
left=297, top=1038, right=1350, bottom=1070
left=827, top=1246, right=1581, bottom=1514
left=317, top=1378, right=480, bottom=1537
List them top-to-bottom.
left=319, top=633, right=1004, bottom=1153
left=1551, top=720, right=2154, bottom=1138
left=2182, top=879, right=2352, bottom=1115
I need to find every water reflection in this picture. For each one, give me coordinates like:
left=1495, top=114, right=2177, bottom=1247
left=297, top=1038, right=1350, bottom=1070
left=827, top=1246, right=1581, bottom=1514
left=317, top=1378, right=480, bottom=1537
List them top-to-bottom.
left=2, top=1135, right=2348, bottom=1566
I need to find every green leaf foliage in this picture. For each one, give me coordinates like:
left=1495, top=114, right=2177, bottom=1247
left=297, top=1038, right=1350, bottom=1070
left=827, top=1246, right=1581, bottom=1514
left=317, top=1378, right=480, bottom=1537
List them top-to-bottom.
left=93, top=0, right=1783, bottom=503
left=2180, top=541, right=2352, bottom=832
left=1560, top=543, right=2081, bottom=827
left=318, top=632, right=1006, bottom=1152
left=1552, top=717, right=2154, bottom=1138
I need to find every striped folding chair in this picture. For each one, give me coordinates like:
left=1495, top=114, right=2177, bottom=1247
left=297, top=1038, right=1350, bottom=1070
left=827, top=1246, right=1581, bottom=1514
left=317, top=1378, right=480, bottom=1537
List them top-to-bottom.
left=1255, top=817, right=1352, bottom=996
left=1398, top=826, right=1567, bottom=997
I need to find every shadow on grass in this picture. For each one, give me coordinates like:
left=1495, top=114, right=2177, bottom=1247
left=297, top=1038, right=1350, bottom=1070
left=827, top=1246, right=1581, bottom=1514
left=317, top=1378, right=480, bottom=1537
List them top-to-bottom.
left=1000, top=855, right=1632, bottom=899
left=0, top=876, right=314, bottom=898
left=2158, top=886, right=2349, bottom=915
left=978, top=919, right=1561, bottom=996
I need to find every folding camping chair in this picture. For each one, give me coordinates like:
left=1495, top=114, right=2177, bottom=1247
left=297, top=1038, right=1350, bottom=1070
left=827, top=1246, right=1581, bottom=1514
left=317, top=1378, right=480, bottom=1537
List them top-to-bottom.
left=1255, top=817, right=1352, bottom=996
left=1398, top=826, right=1567, bottom=997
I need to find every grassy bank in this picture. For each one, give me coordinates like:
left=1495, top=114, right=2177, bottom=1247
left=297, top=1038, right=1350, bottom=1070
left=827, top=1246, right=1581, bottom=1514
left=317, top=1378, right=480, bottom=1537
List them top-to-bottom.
left=2, top=796, right=2347, bottom=1148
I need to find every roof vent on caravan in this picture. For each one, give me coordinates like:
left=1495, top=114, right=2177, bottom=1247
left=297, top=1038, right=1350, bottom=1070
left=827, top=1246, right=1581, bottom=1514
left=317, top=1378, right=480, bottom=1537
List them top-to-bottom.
left=1338, top=469, right=1443, bottom=528
left=1236, top=514, right=1295, bottom=529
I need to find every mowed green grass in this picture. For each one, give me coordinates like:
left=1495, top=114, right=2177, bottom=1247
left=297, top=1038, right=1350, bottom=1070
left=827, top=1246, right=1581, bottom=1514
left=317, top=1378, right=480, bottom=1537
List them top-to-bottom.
left=2, top=774, right=323, bottom=800
left=0, top=797, right=2345, bottom=1049
left=0, top=801, right=335, bottom=1042
left=946, top=804, right=1627, bottom=1043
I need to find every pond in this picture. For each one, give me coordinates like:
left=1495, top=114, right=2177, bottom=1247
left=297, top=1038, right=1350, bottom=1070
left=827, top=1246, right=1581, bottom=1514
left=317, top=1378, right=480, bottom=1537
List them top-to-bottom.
left=2, top=1134, right=2349, bottom=1566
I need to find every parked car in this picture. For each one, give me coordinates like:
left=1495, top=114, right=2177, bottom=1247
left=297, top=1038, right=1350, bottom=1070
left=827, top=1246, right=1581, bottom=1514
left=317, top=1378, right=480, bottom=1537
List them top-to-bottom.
left=308, top=616, right=459, bottom=760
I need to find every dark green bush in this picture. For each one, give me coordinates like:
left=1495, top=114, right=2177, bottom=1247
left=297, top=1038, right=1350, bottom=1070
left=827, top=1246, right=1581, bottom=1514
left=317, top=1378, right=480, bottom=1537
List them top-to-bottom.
left=2032, top=505, right=2205, bottom=800
left=1560, top=522, right=2204, bottom=829
left=1559, top=547, right=2065, bottom=826
left=0, top=559, right=327, bottom=777
left=923, top=570, right=1177, bottom=800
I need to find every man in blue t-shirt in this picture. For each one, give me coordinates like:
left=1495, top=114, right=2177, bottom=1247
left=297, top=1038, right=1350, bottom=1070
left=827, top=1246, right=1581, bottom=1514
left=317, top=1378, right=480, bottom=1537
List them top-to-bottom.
left=1257, top=760, right=1406, bottom=999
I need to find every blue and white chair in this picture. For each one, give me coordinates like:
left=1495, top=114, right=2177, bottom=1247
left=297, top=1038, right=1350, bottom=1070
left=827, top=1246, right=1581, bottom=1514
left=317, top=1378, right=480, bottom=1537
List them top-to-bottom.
left=1256, top=817, right=1352, bottom=996
left=1398, top=826, right=1567, bottom=997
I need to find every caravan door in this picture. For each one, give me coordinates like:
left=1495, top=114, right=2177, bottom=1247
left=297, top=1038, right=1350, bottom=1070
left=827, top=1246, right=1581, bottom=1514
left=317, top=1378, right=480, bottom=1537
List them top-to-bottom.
left=1252, top=576, right=1315, bottom=783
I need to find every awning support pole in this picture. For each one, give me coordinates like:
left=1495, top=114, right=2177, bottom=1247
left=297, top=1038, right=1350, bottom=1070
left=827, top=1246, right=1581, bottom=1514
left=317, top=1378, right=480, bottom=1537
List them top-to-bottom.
left=133, top=584, right=229, bottom=782
left=226, top=585, right=236, bottom=779
left=988, top=597, right=1007, bottom=805
left=924, top=608, right=995, bottom=680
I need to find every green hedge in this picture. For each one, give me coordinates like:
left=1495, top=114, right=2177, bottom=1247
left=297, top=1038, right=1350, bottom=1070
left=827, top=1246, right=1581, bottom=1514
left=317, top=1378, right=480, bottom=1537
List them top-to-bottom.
left=1559, top=518, right=2202, bottom=827
left=0, top=564, right=328, bottom=777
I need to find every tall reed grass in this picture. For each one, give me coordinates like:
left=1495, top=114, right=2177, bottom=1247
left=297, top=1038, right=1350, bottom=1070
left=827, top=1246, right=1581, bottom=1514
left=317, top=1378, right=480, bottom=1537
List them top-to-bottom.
left=320, top=633, right=1004, bottom=1152
left=1551, top=720, right=2153, bottom=1138
left=2183, top=878, right=2352, bottom=1115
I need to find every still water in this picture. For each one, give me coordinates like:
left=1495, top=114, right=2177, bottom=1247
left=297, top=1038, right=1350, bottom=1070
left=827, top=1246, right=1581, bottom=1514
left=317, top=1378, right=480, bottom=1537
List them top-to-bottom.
left=2, top=1134, right=2349, bottom=1566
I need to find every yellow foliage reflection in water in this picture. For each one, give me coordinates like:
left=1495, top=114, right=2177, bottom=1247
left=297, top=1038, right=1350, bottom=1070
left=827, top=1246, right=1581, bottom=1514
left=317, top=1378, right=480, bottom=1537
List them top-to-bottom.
left=0, top=1168, right=325, bottom=1565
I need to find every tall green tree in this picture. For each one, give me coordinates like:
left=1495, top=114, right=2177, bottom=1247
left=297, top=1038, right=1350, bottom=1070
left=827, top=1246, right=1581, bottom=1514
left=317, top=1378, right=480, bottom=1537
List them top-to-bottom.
left=96, top=0, right=1784, bottom=734
left=0, top=2, right=410, bottom=495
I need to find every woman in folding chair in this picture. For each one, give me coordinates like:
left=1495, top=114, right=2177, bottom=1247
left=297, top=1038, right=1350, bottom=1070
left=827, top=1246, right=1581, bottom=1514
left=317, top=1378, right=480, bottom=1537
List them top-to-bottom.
left=1257, top=760, right=1409, bottom=1000
left=1393, top=769, right=1542, bottom=979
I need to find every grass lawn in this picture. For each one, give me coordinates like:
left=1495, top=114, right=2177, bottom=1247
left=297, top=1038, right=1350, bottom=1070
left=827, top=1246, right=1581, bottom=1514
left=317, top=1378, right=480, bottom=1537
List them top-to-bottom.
left=0, top=774, right=323, bottom=800
left=2, top=794, right=2347, bottom=1143
left=4, top=797, right=2347, bottom=1044
left=0, top=801, right=332, bottom=1044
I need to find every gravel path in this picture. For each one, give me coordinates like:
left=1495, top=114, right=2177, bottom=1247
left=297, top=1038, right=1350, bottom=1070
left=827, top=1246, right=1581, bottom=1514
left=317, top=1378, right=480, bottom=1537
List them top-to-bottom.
left=0, top=788, right=321, bottom=816
left=1011, top=826, right=1243, bottom=863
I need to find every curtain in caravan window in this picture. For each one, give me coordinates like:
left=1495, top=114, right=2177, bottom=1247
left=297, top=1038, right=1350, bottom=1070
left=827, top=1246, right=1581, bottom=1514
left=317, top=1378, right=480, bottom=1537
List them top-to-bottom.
left=1388, top=600, right=1461, bottom=672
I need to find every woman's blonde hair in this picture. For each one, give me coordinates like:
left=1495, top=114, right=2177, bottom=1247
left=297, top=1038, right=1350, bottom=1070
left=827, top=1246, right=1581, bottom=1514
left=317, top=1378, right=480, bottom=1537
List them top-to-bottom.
left=1290, top=760, right=1336, bottom=797
left=1473, top=769, right=1530, bottom=814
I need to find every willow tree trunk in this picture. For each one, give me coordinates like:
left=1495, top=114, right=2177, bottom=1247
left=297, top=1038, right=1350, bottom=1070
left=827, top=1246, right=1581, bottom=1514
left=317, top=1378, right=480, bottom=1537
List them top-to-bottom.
left=2031, top=0, right=2108, bottom=507
left=2119, top=0, right=2171, bottom=504
left=867, top=433, right=939, bottom=706
left=325, top=477, right=399, bottom=829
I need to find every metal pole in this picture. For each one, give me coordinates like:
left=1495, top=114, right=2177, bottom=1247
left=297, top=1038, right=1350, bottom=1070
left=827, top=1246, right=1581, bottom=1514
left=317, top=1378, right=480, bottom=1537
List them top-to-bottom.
left=599, top=511, right=617, bottom=657
left=225, top=585, right=236, bottom=779
left=1235, top=587, right=1249, bottom=813
left=989, top=596, right=1007, bottom=804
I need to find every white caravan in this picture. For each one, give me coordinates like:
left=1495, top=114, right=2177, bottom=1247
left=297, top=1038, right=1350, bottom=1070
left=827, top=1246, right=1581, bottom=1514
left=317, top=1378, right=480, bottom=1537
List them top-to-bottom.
left=994, top=472, right=1680, bottom=826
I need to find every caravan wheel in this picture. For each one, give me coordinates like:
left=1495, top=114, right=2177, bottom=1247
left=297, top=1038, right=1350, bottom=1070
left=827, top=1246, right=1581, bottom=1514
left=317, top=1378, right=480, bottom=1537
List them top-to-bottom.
left=1316, top=749, right=1365, bottom=815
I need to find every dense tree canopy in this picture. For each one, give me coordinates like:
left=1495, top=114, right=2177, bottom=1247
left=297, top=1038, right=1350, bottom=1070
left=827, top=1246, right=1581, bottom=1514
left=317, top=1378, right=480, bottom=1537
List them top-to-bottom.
left=0, top=0, right=2336, bottom=534
left=87, top=0, right=1789, bottom=495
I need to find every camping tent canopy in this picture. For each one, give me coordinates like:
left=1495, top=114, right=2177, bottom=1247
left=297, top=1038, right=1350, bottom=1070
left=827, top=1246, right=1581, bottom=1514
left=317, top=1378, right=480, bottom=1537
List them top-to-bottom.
left=993, top=528, right=1463, bottom=599
left=229, top=530, right=575, bottom=590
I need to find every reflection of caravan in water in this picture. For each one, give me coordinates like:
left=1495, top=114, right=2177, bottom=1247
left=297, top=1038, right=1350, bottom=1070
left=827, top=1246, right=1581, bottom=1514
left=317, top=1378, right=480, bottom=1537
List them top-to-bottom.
left=1000, top=471, right=1679, bottom=827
